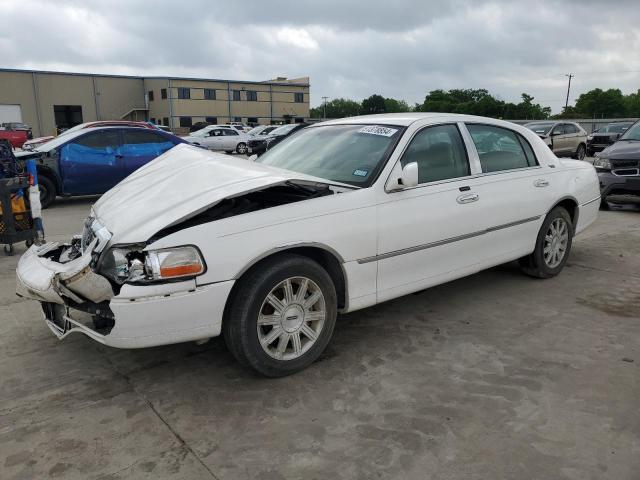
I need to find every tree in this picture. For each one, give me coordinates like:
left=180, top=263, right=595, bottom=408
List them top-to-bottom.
left=574, top=88, right=626, bottom=118
left=360, top=94, right=387, bottom=114
left=384, top=97, right=410, bottom=113
left=310, top=98, right=361, bottom=119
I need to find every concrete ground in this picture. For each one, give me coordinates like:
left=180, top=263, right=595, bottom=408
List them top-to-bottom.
left=1, top=195, right=640, bottom=480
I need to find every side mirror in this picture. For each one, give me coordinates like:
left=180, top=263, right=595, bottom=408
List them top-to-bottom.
left=248, top=154, right=258, bottom=161
left=386, top=161, right=418, bottom=191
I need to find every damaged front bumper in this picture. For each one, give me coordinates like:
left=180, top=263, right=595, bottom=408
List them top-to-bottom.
left=16, top=241, right=235, bottom=348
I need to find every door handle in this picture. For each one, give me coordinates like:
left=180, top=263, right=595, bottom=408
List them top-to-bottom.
left=534, top=179, right=549, bottom=187
left=457, top=193, right=479, bottom=204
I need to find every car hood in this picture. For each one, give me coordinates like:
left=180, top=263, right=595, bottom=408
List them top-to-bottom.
left=600, top=140, right=640, bottom=159
left=93, top=143, right=349, bottom=245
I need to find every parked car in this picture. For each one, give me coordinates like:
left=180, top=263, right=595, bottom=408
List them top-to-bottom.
left=15, top=113, right=600, bottom=376
left=59, top=120, right=160, bottom=137
left=593, top=120, right=640, bottom=207
left=524, top=121, right=587, bottom=160
left=586, top=121, right=634, bottom=156
left=1, top=122, right=32, bottom=139
left=190, top=122, right=212, bottom=133
left=225, top=123, right=252, bottom=133
left=247, top=123, right=308, bottom=156
left=154, top=124, right=172, bottom=133
left=247, top=125, right=278, bottom=136
left=14, top=126, right=186, bottom=208
left=184, top=126, right=249, bottom=154
left=0, top=128, right=28, bottom=149
left=22, top=136, right=55, bottom=151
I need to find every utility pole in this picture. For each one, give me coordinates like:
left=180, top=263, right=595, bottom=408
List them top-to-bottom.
left=564, top=74, right=574, bottom=110
left=322, top=96, right=329, bottom=119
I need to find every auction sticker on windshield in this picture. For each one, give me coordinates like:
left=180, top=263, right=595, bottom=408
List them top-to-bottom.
left=358, top=125, right=398, bottom=137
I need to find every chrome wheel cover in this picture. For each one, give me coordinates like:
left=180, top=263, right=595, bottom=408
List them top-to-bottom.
left=237, top=143, right=247, bottom=154
left=544, top=218, right=569, bottom=268
left=257, top=276, right=326, bottom=361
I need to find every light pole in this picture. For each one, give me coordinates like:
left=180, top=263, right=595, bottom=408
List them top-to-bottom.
left=322, top=96, right=329, bottom=120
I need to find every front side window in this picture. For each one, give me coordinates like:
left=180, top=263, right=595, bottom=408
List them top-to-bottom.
left=177, top=88, right=191, bottom=100
left=204, top=88, right=216, bottom=100
left=564, top=123, right=577, bottom=134
left=256, top=124, right=403, bottom=187
left=399, top=124, right=469, bottom=184
left=467, top=124, right=537, bottom=173
left=552, top=124, right=566, bottom=136
left=223, top=129, right=239, bottom=136
left=73, top=130, right=120, bottom=150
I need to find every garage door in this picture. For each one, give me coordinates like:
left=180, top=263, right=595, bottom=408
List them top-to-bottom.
left=0, top=104, right=23, bottom=124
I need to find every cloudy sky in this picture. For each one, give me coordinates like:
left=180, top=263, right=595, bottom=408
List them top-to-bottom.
left=2, top=0, right=639, bottom=113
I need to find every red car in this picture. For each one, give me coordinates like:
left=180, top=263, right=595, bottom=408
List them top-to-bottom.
left=0, top=128, right=28, bottom=148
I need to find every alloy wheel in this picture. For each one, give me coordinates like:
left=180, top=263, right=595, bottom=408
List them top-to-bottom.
left=237, top=143, right=247, bottom=154
left=543, top=218, right=569, bottom=268
left=257, top=276, right=326, bottom=361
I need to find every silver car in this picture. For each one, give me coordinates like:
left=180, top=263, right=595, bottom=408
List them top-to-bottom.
left=524, top=121, right=587, bottom=160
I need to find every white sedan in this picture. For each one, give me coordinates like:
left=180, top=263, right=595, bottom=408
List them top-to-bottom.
left=16, top=113, right=600, bottom=376
left=184, top=125, right=249, bottom=154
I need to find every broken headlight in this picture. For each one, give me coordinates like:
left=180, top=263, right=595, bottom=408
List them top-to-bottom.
left=100, top=246, right=205, bottom=284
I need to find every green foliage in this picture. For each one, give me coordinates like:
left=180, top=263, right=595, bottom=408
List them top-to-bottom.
left=574, top=88, right=626, bottom=117
left=361, top=94, right=387, bottom=114
left=310, top=98, right=361, bottom=119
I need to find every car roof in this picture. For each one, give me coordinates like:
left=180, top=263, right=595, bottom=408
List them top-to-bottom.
left=319, top=112, right=534, bottom=129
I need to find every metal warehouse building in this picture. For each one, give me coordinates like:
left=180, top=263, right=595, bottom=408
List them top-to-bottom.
left=0, top=68, right=310, bottom=137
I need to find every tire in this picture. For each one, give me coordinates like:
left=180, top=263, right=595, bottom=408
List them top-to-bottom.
left=236, top=142, right=247, bottom=155
left=574, top=144, right=586, bottom=160
left=225, top=150, right=233, bottom=154
left=38, top=175, right=56, bottom=209
left=600, top=198, right=610, bottom=210
left=519, top=207, right=573, bottom=279
left=223, top=254, right=337, bottom=377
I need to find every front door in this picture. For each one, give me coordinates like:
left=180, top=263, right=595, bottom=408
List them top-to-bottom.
left=375, top=123, right=485, bottom=302
left=59, top=129, right=122, bottom=195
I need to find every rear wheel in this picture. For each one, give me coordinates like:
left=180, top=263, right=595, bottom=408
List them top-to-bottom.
left=38, top=175, right=56, bottom=209
left=519, top=207, right=573, bottom=278
left=223, top=254, right=337, bottom=377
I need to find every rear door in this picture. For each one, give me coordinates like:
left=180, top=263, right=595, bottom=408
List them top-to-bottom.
left=59, top=129, right=122, bottom=194
left=120, top=129, right=178, bottom=177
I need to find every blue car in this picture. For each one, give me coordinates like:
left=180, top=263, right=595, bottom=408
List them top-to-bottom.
left=16, top=126, right=187, bottom=208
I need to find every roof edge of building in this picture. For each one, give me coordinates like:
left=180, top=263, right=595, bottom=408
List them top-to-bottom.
left=0, top=68, right=309, bottom=87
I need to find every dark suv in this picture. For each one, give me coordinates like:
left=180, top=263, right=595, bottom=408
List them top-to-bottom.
left=593, top=120, right=640, bottom=207
left=587, top=121, right=633, bottom=156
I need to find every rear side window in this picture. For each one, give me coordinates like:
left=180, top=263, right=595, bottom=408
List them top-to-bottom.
left=400, top=124, right=470, bottom=184
left=467, top=124, right=538, bottom=173
left=564, top=124, right=577, bottom=134
left=223, top=129, right=239, bottom=136
left=73, top=130, right=120, bottom=150
left=123, top=130, right=170, bottom=145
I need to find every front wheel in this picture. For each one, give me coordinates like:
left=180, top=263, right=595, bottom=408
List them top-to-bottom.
left=236, top=142, right=247, bottom=155
left=575, top=144, right=586, bottom=160
left=38, top=176, right=56, bottom=209
left=519, top=207, right=573, bottom=278
left=223, top=254, right=337, bottom=377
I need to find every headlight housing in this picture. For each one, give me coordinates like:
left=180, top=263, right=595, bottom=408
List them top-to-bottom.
left=587, top=135, right=593, bottom=141
left=593, top=157, right=612, bottom=170
left=100, top=246, right=205, bottom=284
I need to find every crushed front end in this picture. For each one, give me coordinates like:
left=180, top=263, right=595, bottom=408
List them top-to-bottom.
left=16, top=215, right=234, bottom=348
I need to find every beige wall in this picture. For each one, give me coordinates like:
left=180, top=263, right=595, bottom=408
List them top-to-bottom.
left=0, top=70, right=310, bottom=136
left=0, top=71, right=40, bottom=135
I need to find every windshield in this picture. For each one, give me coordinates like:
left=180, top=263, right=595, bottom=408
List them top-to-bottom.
left=619, top=122, right=640, bottom=141
left=525, top=123, right=555, bottom=135
left=605, top=123, right=632, bottom=134
left=256, top=124, right=403, bottom=187
left=269, top=124, right=297, bottom=136
left=247, top=126, right=265, bottom=135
